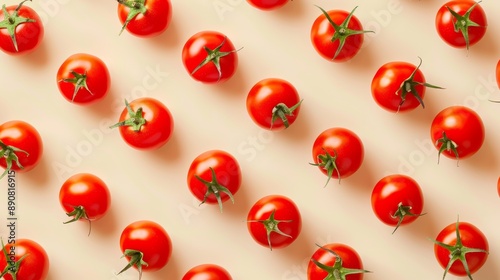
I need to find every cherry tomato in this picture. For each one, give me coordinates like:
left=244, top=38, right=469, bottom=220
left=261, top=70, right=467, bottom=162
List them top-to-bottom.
left=0, top=0, right=44, bottom=55
left=117, top=0, right=172, bottom=37
left=247, top=0, right=289, bottom=10
left=435, top=0, right=487, bottom=50
left=310, top=6, right=372, bottom=62
left=182, top=31, right=240, bottom=84
left=56, top=53, right=111, bottom=105
left=371, top=58, right=443, bottom=113
left=246, top=78, right=302, bottom=130
left=110, top=97, right=174, bottom=150
left=430, top=105, right=484, bottom=163
left=0, top=120, right=43, bottom=179
left=311, top=127, right=364, bottom=186
left=187, top=150, right=242, bottom=212
left=59, top=173, right=111, bottom=235
left=371, top=174, right=425, bottom=233
left=247, top=194, right=301, bottom=250
left=432, top=219, right=489, bottom=279
left=118, top=220, right=172, bottom=279
left=0, top=239, right=49, bottom=280
left=307, top=243, right=369, bottom=280
left=182, top=264, right=233, bottom=280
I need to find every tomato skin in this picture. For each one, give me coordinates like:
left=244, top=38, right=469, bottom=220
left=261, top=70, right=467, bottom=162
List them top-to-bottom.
left=117, top=0, right=172, bottom=38
left=247, top=0, right=288, bottom=10
left=435, top=0, right=487, bottom=49
left=0, top=3, right=44, bottom=55
left=310, top=9, right=365, bottom=62
left=182, top=31, right=238, bottom=84
left=56, top=53, right=111, bottom=105
left=496, top=60, right=500, bottom=89
left=246, top=78, right=301, bottom=130
left=115, top=97, right=174, bottom=150
left=430, top=106, right=484, bottom=160
left=0, top=120, right=43, bottom=174
left=59, top=173, right=111, bottom=221
left=371, top=174, right=424, bottom=228
left=497, top=177, right=500, bottom=197
left=247, top=195, right=302, bottom=250
left=120, top=220, right=172, bottom=272
left=434, top=221, right=489, bottom=276
left=0, top=239, right=49, bottom=280
left=307, top=243, right=365, bottom=280
left=182, top=264, right=233, bottom=280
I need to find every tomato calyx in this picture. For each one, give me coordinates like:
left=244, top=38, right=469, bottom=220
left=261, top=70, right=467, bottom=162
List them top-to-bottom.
left=0, top=0, right=36, bottom=52
left=117, top=0, right=147, bottom=35
left=446, top=0, right=484, bottom=52
left=315, top=5, right=373, bottom=60
left=190, top=36, right=243, bottom=82
left=59, top=70, right=94, bottom=102
left=110, top=99, right=146, bottom=132
left=271, top=99, right=303, bottom=129
left=435, top=131, right=459, bottom=166
left=0, top=140, right=29, bottom=180
left=310, top=148, right=341, bottom=187
left=195, top=167, right=235, bottom=212
left=391, top=202, right=426, bottom=234
left=63, top=205, right=92, bottom=236
left=247, top=209, right=292, bottom=251
left=431, top=218, right=489, bottom=280
left=0, top=238, right=28, bottom=279
left=310, top=244, right=371, bottom=280
left=118, top=249, right=149, bottom=280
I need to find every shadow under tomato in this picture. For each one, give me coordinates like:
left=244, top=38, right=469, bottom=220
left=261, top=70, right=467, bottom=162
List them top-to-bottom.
left=273, top=0, right=308, bottom=20
left=145, top=17, right=181, bottom=52
left=16, top=39, right=50, bottom=67
left=148, top=131, right=183, bottom=163
left=21, top=154, right=51, bottom=187
left=91, top=204, right=119, bottom=238
left=148, top=248, right=182, bottom=280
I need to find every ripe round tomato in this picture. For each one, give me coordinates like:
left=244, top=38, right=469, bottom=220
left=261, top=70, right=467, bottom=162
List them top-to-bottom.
left=0, top=0, right=44, bottom=55
left=117, top=0, right=172, bottom=37
left=247, top=0, right=289, bottom=10
left=435, top=0, right=487, bottom=50
left=310, top=6, right=371, bottom=62
left=182, top=31, right=240, bottom=84
left=56, top=53, right=111, bottom=105
left=371, top=58, right=443, bottom=113
left=246, top=78, right=302, bottom=130
left=110, top=97, right=174, bottom=150
left=430, top=106, right=484, bottom=163
left=0, top=120, right=43, bottom=178
left=311, top=127, right=364, bottom=186
left=187, top=150, right=242, bottom=212
left=59, top=173, right=111, bottom=235
left=371, top=174, right=425, bottom=233
left=247, top=194, right=301, bottom=250
left=119, top=220, right=172, bottom=278
left=433, top=220, right=489, bottom=278
left=0, top=239, right=49, bottom=280
left=307, top=243, right=369, bottom=280
left=182, top=264, right=233, bottom=280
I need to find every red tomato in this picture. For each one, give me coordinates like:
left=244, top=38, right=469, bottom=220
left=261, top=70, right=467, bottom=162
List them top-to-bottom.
left=0, top=0, right=44, bottom=55
left=117, top=0, right=172, bottom=37
left=247, top=0, right=289, bottom=10
left=435, top=0, right=487, bottom=50
left=310, top=6, right=372, bottom=62
left=182, top=31, right=240, bottom=84
left=56, top=53, right=111, bottom=105
left=371, top=58, right=443, bottom=112
left=496, top=60, right=500, bottom=89
left=246, top=78, right=302, bottom=130
left=110, top=97, right=174, bottom=150
left=430, top=105, right=484, bottom=163
left=0, top=120, right=43, bottom=179
left=311, top=127, right=364, bottom=186
left=187, top=150, right=242, bottom=212
left=59, top=173, right=111, bottom=235
left=371, top=174, right=425, bottom=233
left=497, top=177, right=500, bottom=197
left=247, top=195, right=301, bottom=250
left=432, top=219, right=489, bottom=278
left=119, top=220, right=172, bottom=278
left=0, top=239, right=49, bottom=280
left=307, top=243, right=369, bottom=280
left=182, top=264, right=233, bottom=280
